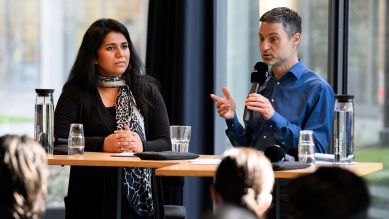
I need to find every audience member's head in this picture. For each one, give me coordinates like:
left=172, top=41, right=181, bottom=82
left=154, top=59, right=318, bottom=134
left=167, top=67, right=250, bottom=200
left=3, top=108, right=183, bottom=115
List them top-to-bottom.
left=0, top=134, right=48, bottom=219
left=211, top=147, right=274, bottom=218
left=288, top=166, right=370, bottom=219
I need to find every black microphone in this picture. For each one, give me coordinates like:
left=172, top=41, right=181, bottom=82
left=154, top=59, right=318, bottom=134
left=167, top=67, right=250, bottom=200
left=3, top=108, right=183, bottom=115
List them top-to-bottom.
left=243, top=62, right=268, bottom=122
left=264, top=145, right=295, bottom=162
left=287, top=147, right=299, bottom=161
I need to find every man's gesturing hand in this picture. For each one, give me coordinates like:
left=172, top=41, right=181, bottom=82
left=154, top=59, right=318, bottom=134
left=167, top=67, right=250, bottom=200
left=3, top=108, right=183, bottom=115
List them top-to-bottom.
left=210, top=87, right=236, bottom=120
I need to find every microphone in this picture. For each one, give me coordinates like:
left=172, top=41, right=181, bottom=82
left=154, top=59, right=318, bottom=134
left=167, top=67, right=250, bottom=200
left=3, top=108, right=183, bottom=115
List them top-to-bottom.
left=243, top=62, right=268, bottom=122
left=264, top=145, right=295, bottom=162
left=287, top=147, right=299, bottom=161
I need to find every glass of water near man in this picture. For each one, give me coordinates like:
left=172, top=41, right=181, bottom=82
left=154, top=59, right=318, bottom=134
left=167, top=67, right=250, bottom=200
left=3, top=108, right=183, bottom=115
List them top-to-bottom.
left=170, top=125, right=191, bottom=152
left=298, top=130, right=315, bottom=164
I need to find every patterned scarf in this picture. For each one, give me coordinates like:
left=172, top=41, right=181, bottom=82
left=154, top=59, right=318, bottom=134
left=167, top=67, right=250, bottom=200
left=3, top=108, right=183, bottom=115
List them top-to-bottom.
left=98, top=75, right=154, bottom=216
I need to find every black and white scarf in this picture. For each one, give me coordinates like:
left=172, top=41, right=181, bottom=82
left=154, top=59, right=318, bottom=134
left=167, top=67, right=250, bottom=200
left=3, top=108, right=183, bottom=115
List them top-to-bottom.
left=98, top=75, right=154, bottom=216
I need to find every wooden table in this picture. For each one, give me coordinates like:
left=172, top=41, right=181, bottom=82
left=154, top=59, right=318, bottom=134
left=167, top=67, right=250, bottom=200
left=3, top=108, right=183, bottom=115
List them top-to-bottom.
left=47, top=152, right=383, bottom=219
left=47, top=152, right=185, bottom=219
left=48, top=152, right=383, bottom=178
left=48, top=152, right=179, bottom=168
left=155, top=160, right=383, bottom=178
left=273, top=162, right=384, bottom=178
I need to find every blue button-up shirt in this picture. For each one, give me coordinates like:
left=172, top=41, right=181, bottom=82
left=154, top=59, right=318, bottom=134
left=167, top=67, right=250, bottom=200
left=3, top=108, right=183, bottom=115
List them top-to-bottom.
left=225, top=60, right=335, bottom=153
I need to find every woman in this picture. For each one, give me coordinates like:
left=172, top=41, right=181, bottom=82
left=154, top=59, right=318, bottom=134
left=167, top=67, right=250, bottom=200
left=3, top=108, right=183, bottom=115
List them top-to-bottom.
left=54, top=18, right=171, bottom=219
left=210, top=147, right=274, bottom=219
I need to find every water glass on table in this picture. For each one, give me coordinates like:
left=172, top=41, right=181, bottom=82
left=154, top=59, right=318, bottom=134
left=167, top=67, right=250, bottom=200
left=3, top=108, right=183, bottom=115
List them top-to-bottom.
left=68, top=123, right=85, bottom=157
left=170, top=126, right=191, bottom=152
left=298, top=130, right=315, bottom=164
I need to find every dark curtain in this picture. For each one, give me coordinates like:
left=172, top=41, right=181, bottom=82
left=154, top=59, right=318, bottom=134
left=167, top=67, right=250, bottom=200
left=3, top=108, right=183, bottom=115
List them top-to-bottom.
left=146, top=0, right=215, bottom=218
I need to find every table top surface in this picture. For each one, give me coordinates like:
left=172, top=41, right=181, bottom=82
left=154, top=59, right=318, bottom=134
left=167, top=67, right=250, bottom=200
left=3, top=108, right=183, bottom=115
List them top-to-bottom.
left=47, top=152, right=383, bottom=178
left=47, top=152, right=180, bottom=168
left=155, top=160, right=383, bottom=178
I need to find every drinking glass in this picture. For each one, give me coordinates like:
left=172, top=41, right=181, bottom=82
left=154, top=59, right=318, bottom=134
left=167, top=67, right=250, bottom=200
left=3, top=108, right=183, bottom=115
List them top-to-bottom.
left=68, top=123, right=85, bottom=157
left=170, top=126, right=191, bottom=152
left=298, top=130, right=315, bottom=164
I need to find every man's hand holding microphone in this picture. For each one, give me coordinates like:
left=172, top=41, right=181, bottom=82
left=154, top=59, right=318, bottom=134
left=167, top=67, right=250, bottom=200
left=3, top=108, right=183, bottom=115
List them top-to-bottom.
left=211, top=62, right=274, bottom=121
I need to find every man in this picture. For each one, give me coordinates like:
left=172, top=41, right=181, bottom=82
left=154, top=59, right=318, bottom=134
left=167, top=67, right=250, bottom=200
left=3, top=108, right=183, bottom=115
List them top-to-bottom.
left=211, top=7, right=335, bottom=154
left=0, top=134, right=48, bottom=219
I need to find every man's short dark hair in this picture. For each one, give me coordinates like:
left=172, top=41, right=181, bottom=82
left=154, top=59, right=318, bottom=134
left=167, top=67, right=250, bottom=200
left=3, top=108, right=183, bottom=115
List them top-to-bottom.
left=259, top=7, right=302, bottom=38
left=288, top=166, right=370, bottom=219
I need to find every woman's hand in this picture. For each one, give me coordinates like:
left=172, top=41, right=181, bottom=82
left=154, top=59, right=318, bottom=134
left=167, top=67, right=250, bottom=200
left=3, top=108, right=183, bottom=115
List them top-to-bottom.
left=103, top=126, right=144, bottom=153
left=121, top=126, right=143, bottom=153
left=103, top=133, right=124, bottom=152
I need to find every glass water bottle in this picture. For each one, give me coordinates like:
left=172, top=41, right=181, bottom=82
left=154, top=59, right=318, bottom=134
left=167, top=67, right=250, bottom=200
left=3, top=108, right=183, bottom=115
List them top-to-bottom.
left=34, top=89, right=54, bottom=156
left=332, top=94, right=354, bottom=163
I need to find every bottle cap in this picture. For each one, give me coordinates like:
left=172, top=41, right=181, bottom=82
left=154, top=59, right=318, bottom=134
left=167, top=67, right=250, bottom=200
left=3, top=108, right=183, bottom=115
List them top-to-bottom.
left=35, top=89, right=54, bottom=96
left=335, top=94, right=354, bottom=102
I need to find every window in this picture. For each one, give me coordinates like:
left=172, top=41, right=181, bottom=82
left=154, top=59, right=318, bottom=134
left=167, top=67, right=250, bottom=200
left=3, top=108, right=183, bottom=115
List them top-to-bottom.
left=217, top=0, right=389, bottom=217
left=219, top=0, right=329, bottom=151
left=349, top=0, right=389, bottom=217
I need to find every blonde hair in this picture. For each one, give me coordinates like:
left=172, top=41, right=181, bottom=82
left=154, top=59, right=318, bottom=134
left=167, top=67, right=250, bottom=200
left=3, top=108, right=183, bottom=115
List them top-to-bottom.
left=0, top=135, right=48, bottom=219
left=215, top=147, right=274, bottom=218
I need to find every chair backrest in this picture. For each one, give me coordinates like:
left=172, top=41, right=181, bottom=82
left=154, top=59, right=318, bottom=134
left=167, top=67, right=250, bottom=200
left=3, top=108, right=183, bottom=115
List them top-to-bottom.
left=161, top=176, right=185, bottom=205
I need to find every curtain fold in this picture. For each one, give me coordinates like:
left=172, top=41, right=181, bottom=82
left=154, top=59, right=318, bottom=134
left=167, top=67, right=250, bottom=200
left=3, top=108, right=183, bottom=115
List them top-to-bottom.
left=146, top=0, right=215, bottom=218
left=146, top=0, right=185, bottom=123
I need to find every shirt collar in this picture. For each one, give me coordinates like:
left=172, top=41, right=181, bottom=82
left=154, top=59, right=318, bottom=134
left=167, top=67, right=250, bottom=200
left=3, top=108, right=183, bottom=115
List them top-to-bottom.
left=288, top=60, right=305, bottom=80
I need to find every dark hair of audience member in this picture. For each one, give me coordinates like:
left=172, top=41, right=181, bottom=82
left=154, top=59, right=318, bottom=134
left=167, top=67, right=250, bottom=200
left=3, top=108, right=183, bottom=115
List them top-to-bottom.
left=0, top=134, right=48, bottom=219
left=288, top=166, right=370, bottom=219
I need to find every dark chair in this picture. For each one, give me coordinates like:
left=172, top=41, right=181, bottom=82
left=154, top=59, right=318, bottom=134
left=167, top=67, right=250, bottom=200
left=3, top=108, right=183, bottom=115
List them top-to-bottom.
left=161, top=176, right=186, bottom=219
left=164, top=205, right=186, bottom=219
left=41, top=207, right=65, bottom=219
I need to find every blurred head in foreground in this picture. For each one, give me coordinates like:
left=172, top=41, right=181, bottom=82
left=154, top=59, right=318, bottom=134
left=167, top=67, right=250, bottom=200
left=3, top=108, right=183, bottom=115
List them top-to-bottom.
left=0, top=134, right=48, bottom=219
left=211, top=147, right=274, bottom=218
left=288, top=166, right=370, bottom=219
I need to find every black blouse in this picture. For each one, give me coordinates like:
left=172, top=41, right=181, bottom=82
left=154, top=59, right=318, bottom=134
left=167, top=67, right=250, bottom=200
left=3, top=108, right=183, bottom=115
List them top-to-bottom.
left=54, top=83, right=171, bottom=219
left=54, top=83, right=171, bottom=152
